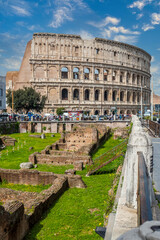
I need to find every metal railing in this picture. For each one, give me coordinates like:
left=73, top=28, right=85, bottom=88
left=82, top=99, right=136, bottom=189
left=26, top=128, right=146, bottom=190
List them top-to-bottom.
left=148, top=120, right=160, bottom=137
left=86, top=139, right=128, bottom=176
left=137, top=152, right=152, bottom=226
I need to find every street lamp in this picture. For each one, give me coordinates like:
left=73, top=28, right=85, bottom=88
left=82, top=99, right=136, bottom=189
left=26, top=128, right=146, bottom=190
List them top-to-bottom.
left=141, top=85, right=146, bottom=122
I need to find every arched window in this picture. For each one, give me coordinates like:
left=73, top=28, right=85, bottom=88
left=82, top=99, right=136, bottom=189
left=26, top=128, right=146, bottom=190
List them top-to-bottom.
left=61, top=67, right=68, bottom=79
left=73, top=67, right=79, bottom=79
left=84, top=68, right=90, bottom=80
left=95, top=69, right=99, bottom=81
left=104, top=70, right=108, bottom=81
left=112, top=71, right=116, bottom=81
left=120, top=72, right=123, bottom=83
left=127, top=73, right=130, bottom=83
left=132, top=74, right=135, bottom=84
left=137, top=75, right=140, bottom=85
left=141, top=76, right=143, bottom=86
left=62, top=89, right=68, bottom=100
left=73, top=89, right=79, bottom=100
left=84, top=89, right=90, bottom=101
left=95, top=90, right=99, bottom=101
left=104, top=90, right=108, bottom=101
left=112, top=90, right=117, bottom=101
left=120, top=91, right=124, bottom=101
left=127, top=92, right=131, bottom=102
left=133, top=92, right=136, bottom=103
left=137, top=92, right=140, bottom=103
left=95, top=110, right=99, bottom=115
left=104, top=110, right=109, bottom=115
left=127, top=110, right=131, bottom=114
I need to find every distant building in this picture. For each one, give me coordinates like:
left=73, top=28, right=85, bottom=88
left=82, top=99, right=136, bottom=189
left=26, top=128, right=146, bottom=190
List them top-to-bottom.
left=0, top=76, right=6, bottom=110
left=153, top=93, right=160, bottom=112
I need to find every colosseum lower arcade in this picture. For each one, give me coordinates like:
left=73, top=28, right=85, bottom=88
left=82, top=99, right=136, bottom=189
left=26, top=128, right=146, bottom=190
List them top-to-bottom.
left=7, top=33, right=151, bottom=115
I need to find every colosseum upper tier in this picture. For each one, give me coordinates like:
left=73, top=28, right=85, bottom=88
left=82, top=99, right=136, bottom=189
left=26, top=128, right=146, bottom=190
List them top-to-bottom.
left=11, top=33, right=151, bottom=115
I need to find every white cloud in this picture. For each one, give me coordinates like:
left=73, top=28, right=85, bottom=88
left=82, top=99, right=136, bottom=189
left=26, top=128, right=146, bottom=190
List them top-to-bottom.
left=0, top=0, right=31, bottom=17
left=49, top=0, right=89, bottom=28
left=128, top=0, right=153, bottom=10
left=10, top=5, right=30, bottom=16
left=49, top=7, right=73, bottom=28
left=136, top=13, right=143, bottom=19
left=151, top=13, right=160, bottom=25
left=88, top=16, right=120, bottom=28
left=133, top=24, right=139, bottom=29
left=142, top=24, right=155, bottom=31
left=28, top=25, right=37, bottom=31
left=103, top=26, right=140, bottom=38
left=80, top=31, right=94, bottom=39
left=114, top=35, right=138, bottom=44
left=157, top=48, right=160, bottom=51
left=0, top=49, right=4, bottom=52
left=151, top=56, right=155, bottom=62
left=151, top=65, right=159, bottom=74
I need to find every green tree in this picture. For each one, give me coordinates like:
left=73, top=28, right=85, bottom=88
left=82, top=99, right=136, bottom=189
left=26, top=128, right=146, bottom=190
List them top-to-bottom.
left=6, top=87, right=46, bottom=113
left=56, top=107, right=65, bottom=116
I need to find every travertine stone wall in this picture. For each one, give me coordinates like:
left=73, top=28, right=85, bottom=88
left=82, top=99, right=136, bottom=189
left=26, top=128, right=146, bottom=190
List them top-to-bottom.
left=9, top=33, right=151, bottom=114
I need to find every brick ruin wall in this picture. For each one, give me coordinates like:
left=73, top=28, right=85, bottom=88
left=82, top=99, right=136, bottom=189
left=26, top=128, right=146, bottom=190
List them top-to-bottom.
left=29, top=125, right=111, bottom=167
left=0, top=169, right=86, bottom=240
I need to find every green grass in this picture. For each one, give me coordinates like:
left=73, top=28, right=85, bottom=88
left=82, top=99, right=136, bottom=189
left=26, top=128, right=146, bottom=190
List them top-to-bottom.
left=0, top=133, right=61, bottom=169
left=25, top=135, right=126, bottom=240
left=25, top=174, right=115, bottom=240
left=0, top=181, right=51, bottom=193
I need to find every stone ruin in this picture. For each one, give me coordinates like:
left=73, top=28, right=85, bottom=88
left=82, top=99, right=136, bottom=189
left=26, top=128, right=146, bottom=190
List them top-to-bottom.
left=29, top=124, right=111, bottom=170
left=0, top=136, right=17, bottom=149
left=0, top=168, right=86, bottom=240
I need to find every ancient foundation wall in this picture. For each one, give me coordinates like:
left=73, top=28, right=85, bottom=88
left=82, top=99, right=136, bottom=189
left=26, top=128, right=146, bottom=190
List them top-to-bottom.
left=19, top=121, right=130, bottom=133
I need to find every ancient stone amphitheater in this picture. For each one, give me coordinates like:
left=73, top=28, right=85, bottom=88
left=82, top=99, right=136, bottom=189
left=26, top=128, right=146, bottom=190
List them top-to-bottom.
left=7, top=33, right=151, bottom=114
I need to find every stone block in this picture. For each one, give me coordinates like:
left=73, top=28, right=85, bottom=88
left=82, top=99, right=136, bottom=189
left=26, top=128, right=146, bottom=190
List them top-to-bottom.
left=37, top=123, right=42, bottom=133
left=51, top=123, right=58, bottom=133
left=74, top=161, right=83, bottom=171
left=20, top=162, right=34, bottom=169
left=65, top=169, right=76, bottom=175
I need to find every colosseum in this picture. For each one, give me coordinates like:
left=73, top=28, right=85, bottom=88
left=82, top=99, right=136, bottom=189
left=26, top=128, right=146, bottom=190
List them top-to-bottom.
left=6, top=33, right=151, bottom=115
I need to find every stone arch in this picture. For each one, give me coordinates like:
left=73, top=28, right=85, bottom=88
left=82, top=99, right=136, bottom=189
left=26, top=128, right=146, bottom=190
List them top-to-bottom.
left=35, top=66, right=44, bottom=78
left=48, top=66, right=57, bottom=78
left=61, top=67, right=68, bottom=79
left=73, top=67, right=79, bottom=79
left=84, top=68, right=90, bottom=80
left=95, top=69, right=99, bottom=81
left=104, top=69, right=108, bottom=81
left=112, top=71, right=116, bottom=80
left=120, top=72, right=124, bottom=83
left=127, top=72, right=130, bottom=83
left=132, top=74, right=136, bottom=84
left=62, top=89, right=68, bottom=100
left=73, top=89, right=79, bottom=100
left=84, top=89, right=90, bottom=101
left=95, top=89, right=99, bottom=101
left=104, top=90, right=108, bottom=101
left=112, top=90, right=117, bottom=101
left=120, top=91, right=124, bottom=101
left=127, top=92, right=131, bottom=102
left=133, top=92, right=136, bottom=103
left=95, top=110, right=99, bottom=115
left=104, top=110, right=109, bottom=115
left=120, top=110, right=124, bottom=114
left=127, top=110, right=131, bottom=114
left=132, top=110, right=136, bottom=114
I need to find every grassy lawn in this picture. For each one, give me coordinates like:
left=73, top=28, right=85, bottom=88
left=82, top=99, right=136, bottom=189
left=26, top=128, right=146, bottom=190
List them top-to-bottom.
left=0, top=133, right=61, bottom=169
left=25, top=136, right=126, bottom=240
left=0, top=181, right=51, bottom=193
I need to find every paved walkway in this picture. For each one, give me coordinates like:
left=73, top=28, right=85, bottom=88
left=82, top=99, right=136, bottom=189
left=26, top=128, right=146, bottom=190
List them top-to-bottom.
left=152, top=138, right=160, bottom=192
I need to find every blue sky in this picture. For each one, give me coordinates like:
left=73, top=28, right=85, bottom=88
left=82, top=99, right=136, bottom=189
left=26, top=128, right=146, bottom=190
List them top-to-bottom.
left=0, top=0, right=160, bottom=94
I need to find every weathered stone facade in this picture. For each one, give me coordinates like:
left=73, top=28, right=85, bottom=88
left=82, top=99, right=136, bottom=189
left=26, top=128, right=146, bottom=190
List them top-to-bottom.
left=7, top=33, right=151, bottom=114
